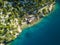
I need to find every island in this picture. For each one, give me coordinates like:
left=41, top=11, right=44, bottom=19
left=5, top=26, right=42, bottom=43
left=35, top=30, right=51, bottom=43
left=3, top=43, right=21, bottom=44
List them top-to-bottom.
left=0, top=0, right=55, bottom=45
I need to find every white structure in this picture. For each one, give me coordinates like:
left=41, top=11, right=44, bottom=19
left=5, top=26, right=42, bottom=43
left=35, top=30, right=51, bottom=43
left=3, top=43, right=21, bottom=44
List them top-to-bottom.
left=0, top=43, right=4, bottom=45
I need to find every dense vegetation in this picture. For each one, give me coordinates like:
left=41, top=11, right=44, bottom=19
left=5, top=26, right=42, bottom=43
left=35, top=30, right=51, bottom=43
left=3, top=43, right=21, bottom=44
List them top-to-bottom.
left=0, top=0, right=55, bottom=45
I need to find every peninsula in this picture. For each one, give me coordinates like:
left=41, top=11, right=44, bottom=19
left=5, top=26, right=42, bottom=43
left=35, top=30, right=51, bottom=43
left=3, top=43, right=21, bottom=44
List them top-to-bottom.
left=0, top=0, right=55, bottom=45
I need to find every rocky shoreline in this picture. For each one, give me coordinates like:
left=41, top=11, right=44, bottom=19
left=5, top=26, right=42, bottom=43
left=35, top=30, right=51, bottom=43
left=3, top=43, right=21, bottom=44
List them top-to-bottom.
left=0, top=0, right=55, bottom=45
left=21, top=2, right=55, bottom=29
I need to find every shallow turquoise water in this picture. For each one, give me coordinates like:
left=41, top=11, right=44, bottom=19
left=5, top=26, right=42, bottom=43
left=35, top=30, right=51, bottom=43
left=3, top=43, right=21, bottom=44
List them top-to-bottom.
left=11, top=2, right=60, bottom=45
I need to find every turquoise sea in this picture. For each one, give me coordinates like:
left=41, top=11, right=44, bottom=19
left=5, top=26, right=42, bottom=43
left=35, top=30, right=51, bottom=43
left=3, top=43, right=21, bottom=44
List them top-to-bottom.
left=11, top=1, right=60, bottom=45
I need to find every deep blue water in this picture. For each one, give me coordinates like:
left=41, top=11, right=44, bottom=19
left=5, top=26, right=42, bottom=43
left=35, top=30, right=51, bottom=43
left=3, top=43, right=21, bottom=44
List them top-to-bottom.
left=11, top=1, right=60, bottom=45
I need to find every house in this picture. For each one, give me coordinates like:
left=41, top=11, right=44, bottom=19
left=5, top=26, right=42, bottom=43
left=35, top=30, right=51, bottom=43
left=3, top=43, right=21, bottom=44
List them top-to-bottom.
left=26, top=15, right=35, bottom=24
